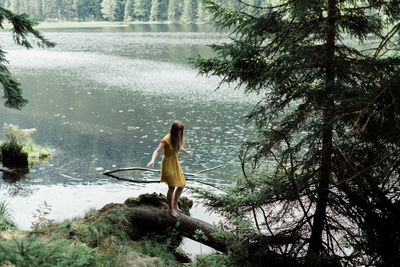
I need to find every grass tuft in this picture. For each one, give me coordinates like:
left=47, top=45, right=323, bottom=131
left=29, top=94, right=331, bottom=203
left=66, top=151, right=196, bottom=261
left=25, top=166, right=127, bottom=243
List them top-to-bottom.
left=0, top=201, right=17, bottom=232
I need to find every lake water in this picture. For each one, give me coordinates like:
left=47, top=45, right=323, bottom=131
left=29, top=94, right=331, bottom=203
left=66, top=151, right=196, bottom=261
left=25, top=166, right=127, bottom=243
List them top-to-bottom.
left=0, top=24, right=254, bottom=248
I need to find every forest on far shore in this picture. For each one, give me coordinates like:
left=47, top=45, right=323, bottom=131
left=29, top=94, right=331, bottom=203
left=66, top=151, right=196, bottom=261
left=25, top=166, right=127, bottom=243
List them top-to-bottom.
left=0, top=0, right=268, bottom=23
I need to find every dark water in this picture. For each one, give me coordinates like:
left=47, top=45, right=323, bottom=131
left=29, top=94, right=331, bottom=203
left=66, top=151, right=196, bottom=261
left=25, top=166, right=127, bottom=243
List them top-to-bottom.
left=0, top=24, right=254, bottom=233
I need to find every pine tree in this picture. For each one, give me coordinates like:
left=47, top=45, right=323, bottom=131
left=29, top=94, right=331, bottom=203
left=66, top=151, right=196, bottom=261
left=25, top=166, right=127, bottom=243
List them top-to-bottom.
left=35, top=0, right=43, bottom=20
left=88, top=0, right=103, bottom=20
left=100, top=0, right=114, bottom=20
left=101, top=0, right=124, bottom=21
left=113, top=0, right=125, bottom=20
left=124, top=0, right=134, bottom=21
left=133, top=0, right=151, bottom=21
left=149, top=0, right=159, bottom=21
left=157, top=0, right=167, bottom=20
left=167, top=0, right=179, bottom=23
left=168, top=0, right=183, bottom=23
left=181, top=0, right=195, bottom=23
left=192, top=0, right=400, bottom=265
left=196, top=0, right=209, bottom=23
left=0, top=6, right=55, bottom=109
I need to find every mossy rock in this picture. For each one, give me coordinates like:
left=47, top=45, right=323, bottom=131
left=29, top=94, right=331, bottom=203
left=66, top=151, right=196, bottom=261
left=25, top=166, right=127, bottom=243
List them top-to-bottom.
left=124, top=192, right=193, bottom=216
left=123, top=193, right=194, bottom=246
left=124, top=193, right=168, bottom=209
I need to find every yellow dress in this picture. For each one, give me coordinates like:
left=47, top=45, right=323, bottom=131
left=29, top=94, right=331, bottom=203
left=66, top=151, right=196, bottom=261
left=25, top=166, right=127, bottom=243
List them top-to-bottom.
left=160, top=134, right=185, bottom=187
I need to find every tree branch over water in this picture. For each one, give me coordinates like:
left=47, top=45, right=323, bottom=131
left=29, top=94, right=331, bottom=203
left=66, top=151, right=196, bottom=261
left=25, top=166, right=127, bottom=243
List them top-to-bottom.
left=101, top=165, right=223, bottom=188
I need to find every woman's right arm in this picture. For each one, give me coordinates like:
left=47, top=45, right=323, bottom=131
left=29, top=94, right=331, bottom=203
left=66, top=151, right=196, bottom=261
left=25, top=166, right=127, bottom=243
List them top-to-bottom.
left=147, top=142, right=166, bottom=167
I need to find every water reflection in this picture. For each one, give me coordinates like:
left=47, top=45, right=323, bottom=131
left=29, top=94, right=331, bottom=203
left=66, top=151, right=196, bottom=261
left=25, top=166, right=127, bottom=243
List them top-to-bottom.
left=1, top=168, right=29, bottom=183
left=1, top=168, right=34, bottom=197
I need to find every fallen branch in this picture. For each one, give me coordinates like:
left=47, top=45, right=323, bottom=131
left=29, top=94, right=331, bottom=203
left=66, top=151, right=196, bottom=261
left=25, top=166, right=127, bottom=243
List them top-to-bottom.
left=101, top=165, right=223, bottom=188
left=102, top=165, right=223, bottom=177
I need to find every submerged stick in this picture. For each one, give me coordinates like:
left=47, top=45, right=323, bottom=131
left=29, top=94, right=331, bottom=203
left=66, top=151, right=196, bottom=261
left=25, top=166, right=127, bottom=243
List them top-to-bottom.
left=101, top=165, right=223, bottom=188
left=102, top=165, right=222, bottom=177
left=103, top=167, right=190, bottom=176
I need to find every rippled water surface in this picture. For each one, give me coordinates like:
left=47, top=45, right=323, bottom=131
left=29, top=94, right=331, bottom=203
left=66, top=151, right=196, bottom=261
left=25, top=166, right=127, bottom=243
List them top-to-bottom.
left=0, top=24, right=254, bottom=235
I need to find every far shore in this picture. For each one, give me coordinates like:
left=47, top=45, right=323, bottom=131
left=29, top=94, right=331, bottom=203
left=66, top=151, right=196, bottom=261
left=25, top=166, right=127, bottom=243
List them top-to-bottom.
left=34, top=21, right=208, bottom=29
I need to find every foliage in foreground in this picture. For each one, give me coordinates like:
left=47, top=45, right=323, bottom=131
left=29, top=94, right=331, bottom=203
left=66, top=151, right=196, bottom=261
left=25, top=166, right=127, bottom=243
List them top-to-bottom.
left=192, top=0, right=400, bottom=266
left=0, top=6, right=55, bottom=110
left=0, top=200, right=236, bottom=267
left=0, top=201, right=17, bottom=232
left=0, top=235, right=101, bottom=267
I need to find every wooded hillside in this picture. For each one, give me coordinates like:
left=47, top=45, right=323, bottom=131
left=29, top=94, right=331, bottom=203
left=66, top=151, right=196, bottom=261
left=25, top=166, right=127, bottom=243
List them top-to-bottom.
left=0, top=0, right=268, bottom=23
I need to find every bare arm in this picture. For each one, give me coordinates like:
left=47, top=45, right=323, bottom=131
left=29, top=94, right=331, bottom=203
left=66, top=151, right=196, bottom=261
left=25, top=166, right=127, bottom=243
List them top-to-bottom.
left=147, top=142, right=166, bottom=167
left=180, top=147, right=194, bottom=156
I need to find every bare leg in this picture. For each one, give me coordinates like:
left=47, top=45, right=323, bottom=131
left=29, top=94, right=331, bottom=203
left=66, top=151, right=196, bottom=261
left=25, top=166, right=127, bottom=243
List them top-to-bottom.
left=167, top=186, right=179, bottom=218
left=173, top=187, right=184, bottom=212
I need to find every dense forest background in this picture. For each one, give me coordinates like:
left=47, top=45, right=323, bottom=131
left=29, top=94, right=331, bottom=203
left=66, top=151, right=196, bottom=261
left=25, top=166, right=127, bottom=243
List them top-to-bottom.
left=0, top=0, right=268, bottom=23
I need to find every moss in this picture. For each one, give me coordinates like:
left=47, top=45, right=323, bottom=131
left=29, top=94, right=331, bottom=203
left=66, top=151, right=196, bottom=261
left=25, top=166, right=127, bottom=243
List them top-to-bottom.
left=124, top=192, right=193, bottom=216
left=124, top=192, right=168, bottom=208
left=97, top=203, right=124, bottom=214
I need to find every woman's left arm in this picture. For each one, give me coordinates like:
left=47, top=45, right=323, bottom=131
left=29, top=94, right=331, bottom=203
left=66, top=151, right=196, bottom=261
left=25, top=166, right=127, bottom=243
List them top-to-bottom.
left=180, top=147, right=194, bottom=156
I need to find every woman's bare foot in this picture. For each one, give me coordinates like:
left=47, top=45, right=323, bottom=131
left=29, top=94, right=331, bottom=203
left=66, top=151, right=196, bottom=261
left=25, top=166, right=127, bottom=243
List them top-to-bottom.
left=174, top=206, right=182, bottom=212
left=169, top=209, right=179, bottom=218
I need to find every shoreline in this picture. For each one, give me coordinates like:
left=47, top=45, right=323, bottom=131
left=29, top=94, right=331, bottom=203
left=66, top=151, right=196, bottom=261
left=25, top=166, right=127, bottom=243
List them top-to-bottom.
left=34, top=21, right=209, bottom=29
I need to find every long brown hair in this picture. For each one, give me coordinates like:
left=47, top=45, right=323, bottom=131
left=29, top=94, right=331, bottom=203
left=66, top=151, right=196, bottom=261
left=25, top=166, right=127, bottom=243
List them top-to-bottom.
left=169, top=120, right=184, bottom=151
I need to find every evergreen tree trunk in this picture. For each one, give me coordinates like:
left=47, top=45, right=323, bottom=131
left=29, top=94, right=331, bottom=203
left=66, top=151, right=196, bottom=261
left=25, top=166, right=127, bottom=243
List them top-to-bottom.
left=308, top=0, right=337, bottom=255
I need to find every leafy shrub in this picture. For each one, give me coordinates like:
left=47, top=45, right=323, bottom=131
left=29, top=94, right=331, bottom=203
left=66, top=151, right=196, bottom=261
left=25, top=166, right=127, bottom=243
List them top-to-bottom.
left=0, top=201, right=17, bottom=231
left=31, top=201, right=55, bottom=233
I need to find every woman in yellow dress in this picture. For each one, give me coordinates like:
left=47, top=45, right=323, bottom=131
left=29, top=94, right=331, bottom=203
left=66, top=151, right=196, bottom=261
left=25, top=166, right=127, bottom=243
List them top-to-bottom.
left=147, top=121, right=194, bottom=218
